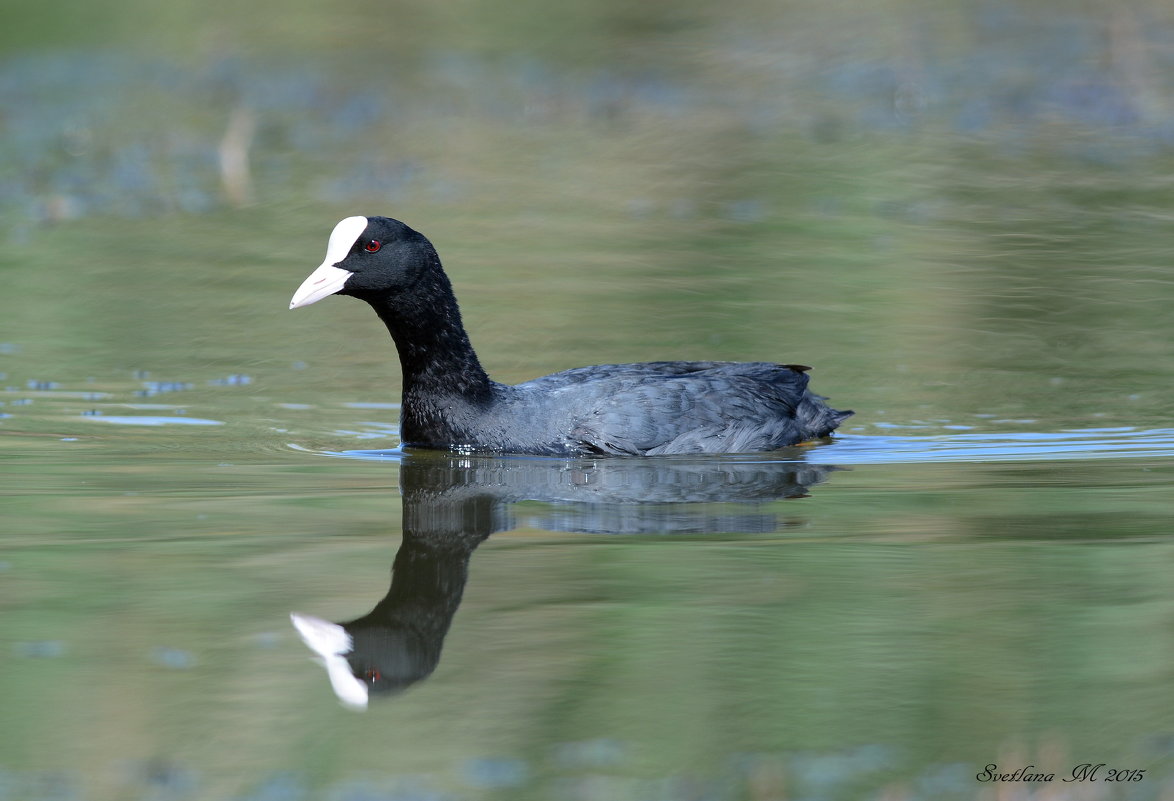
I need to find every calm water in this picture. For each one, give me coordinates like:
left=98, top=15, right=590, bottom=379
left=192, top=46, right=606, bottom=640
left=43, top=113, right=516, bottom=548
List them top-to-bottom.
left=3, top=0, right=1174, bottom=799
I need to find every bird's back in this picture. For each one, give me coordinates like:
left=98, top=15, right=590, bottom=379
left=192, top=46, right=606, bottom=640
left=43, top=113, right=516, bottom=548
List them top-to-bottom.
left=507, top=361, right=849, bottom=456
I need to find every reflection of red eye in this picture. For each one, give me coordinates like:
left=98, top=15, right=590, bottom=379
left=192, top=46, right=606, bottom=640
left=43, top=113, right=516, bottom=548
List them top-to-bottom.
left=364, top=240, right=381, bottom=253
left=364, top=668, right=381, bottom=682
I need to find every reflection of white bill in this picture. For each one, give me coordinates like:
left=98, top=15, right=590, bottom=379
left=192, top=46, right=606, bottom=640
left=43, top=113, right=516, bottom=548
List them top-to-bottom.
left=290, top=612, right=368, bottom=710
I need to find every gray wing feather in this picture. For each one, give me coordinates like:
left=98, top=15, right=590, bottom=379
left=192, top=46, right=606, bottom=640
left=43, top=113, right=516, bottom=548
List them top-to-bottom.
left=561, top=363, right=813, bottom=455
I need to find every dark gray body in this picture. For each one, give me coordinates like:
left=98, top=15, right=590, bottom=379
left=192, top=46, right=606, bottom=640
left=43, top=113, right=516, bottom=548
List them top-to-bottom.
left=400, top=360, right=850, bottom=456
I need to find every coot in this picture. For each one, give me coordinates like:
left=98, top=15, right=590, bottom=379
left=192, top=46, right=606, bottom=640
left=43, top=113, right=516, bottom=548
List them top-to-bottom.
left=290, top=216, right=851, bottom=455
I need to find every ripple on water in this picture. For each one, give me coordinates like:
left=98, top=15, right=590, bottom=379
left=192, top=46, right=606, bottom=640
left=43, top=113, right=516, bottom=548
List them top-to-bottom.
left=81, top=415, right=224, bottom=426
left=289, top=427, right=1174, bottom=466
left=813, top=427, right=1174, bottom=464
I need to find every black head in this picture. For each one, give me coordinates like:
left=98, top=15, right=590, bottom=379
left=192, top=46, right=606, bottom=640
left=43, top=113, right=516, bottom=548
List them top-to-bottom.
left=290, top=216, right=439, bottom=309
left=289, top=611, right=443, bottom=710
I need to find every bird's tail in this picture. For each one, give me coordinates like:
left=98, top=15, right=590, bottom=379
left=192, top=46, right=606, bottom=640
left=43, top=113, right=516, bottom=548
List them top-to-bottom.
left=796, top=392, right=853, bottom=439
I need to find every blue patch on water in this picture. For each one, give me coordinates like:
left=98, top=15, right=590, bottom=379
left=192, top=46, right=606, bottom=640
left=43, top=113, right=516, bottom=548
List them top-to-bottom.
left=209, top=374, right=251, bottom=386
left=137, top=381, right=193, bottom=397
left=83, top=415, right=224, bottom=426
left=814, top=427, right=1174, bottom=464
left=15, top=640, right=67, bottom=659
left=150, top=647, right=196, bottom=669
left=462, top=757, right=529, bottom=789
left=238, top=771, right=305, bottom=801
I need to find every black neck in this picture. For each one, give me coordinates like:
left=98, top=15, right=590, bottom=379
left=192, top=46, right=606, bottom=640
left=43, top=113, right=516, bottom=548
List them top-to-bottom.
left=366, top=267, right=492, bottom=403
left=367, top=533, right=474, bottom=635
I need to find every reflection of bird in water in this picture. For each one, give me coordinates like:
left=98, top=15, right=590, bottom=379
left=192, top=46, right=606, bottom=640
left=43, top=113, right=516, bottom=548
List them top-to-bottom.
left=289, top=215, right=851, bottom=455
left=292, top=453, right=839, bottom=708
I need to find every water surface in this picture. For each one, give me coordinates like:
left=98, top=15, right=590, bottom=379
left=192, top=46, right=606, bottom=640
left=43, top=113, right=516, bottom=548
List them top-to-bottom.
left=3, top=0, right=1174, bottom=798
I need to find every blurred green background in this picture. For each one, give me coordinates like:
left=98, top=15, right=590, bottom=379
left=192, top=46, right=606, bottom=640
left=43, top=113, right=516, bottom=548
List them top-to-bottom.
left=2, top=0, right=1173, bottom=799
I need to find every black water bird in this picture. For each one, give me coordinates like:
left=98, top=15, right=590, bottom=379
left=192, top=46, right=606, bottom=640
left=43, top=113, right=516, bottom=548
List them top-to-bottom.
left=290, top=216, right=851, bottom=455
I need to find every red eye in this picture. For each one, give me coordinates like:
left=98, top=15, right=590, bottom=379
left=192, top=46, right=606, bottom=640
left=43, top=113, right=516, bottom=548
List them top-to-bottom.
left=364, top=240, right=381, bottom=253
left=364, top=668, right=381, bottom=682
